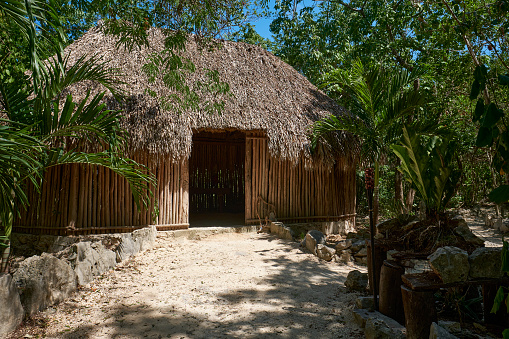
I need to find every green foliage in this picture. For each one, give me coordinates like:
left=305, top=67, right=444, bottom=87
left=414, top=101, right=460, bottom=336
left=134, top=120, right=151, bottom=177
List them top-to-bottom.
left=0, top=0, right=155, bottom=258
left=228, top=23, right=273, bottom=50
left=312, top=59, right=424, bottom=223
left=313, top=59, right=424, bottom=165
left=470, top=64, right=509, bottom=203
left=391, top=127, right=460, bottom=217
left=490, top=240, right=509, bottom=317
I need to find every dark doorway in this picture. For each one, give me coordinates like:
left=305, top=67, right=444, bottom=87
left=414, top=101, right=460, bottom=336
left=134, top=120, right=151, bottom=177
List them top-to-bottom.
left=189, top=130, right=245, bottom=226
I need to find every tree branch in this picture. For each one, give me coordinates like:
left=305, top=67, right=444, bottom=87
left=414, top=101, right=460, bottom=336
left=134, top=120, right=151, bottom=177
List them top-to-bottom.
left=386, top=25, right=414, bottom=71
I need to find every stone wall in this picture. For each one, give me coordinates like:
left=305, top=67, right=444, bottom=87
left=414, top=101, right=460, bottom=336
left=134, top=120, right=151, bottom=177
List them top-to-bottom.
left=271, top=220, right=355, bottom=240
left=1, top=226, right=157, bottom=339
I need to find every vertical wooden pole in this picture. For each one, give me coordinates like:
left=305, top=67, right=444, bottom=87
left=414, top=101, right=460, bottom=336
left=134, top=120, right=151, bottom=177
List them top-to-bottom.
left=245, top=137, right=252, bottom=223
left=252, top=139, right=257, bottom=218
left=133, top=153, right=140, bottom=226
left=182, top=158, right=189, bottom=224
left=157, top=160, right=162, bottom=224
left=166, top=160, right=171, bottom=224
left=171, top=162, right=176, bottom=224
left=68, top=164, right=79, bottom=228
left=76, top=166, right=85, bottom=228
left=82, top=166, right=89, bottom=228
left=91, top=166, right=97, bottom=227
left=98, top=166, right=104, bottom=226
left=105, top=167, right=111, bottom=227
left=126, top=169, right=131, bottom=226
left=38, top=171, right=48, bottom=227
left=112, top=171, right=117, bottom=226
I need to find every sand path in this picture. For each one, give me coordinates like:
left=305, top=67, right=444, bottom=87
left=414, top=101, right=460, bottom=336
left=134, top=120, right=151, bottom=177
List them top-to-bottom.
left=15, top=232, right=365, bottom=339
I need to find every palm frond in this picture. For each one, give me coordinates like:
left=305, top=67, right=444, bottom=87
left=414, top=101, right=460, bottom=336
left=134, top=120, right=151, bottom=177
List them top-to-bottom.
left=0, top=0, right=67, bottom=92
left=41, top=53, right=124, bottom=101
left=36, top=91, right=124, bottom=148
left=0, top=120, right=42, bottom=220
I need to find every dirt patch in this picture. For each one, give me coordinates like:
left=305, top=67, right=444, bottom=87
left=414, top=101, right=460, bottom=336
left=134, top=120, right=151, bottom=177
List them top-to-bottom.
left=10, top=232, right=366, bottom=339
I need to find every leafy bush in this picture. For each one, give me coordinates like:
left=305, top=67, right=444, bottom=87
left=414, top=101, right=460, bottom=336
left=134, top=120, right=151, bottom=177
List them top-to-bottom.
left=391, top=126, right=461, bottom=219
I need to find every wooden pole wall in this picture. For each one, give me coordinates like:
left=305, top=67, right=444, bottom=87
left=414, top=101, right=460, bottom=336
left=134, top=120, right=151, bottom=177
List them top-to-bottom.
left=14, top=133, right=356, bottom=235
left=245, top=134, right=356, bottom=225
left=14, top=153, right=190, bottom=235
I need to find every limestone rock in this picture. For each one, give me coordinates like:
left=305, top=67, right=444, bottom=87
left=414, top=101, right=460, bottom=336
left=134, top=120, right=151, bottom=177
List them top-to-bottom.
left=376, top=218, right=400, bottom=235
left=494, top=218, right=503, bottom=231
left=452, top=220, right=484, bottom=247
left=269, top=222, right=293, bottom=241
left=501, top=222, right=509, bottom=233
left=132, top=226, right=157, bottom=252
left=304, top=230, right=325, bottom=255
left=346, top=232, right=358, bottom=239
left=116, top=235, right=138, bottom=262
left=335, top=239, right=353, bottom=252
left=350, top=240, right=365, bottom=253
left=69, top=241, right=116, bottom=285
left=316, top=244, right=334, bottom=261
left=428, top=246, right=469, bottom=284
left=355, top=247, right=368, bottom=257
left=469, top=247, right=503, bottom=279
left=338, top=249, right=353, bottom=264
left=13, top=253, right=76, bottom=316
left=355, top=256, right=368, bottom=265
left=344, top=270, right=368, bottom=292
left=0, top=274, right=24, bottom=338
left=356, top=296, right=375, bottom=310
left=365, top=317, right=405, bottom=339
left=437, top=321, right=461, bottom=334
left=429, top=322, right=458, bottom=339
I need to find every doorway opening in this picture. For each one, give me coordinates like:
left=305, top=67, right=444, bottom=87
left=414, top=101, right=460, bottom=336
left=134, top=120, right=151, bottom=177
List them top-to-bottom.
left=189, top=130, right=245, bottom=227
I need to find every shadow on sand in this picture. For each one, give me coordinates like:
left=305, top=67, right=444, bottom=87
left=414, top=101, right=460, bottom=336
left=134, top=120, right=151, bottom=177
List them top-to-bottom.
left=48, top=235, right=364, bottom=338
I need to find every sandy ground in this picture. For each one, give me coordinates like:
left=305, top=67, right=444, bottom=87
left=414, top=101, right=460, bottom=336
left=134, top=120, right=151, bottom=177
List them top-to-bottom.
left=9, top=208, right=504, bottom=339
left=11, top=232, right=366, bottom=339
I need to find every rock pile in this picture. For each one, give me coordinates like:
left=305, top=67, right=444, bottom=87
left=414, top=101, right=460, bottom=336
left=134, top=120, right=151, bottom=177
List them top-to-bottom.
left=375, top=215, right=485, bottom=254
left=300, top=230, right=370, bottom=265
left=428, top=246, right=503, bottom=283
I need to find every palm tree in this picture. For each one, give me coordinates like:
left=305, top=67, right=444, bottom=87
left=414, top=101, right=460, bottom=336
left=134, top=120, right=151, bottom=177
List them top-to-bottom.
left=0, top=0, right=155, bottom=272
left=312, top=59, right=424, bottom=224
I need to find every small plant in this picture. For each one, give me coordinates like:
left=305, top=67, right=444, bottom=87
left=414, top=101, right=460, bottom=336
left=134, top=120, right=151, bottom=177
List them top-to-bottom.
left=391, top=126, right=461, bottom=220
left=491, top=239, right=509, bottom=339
left=435, top=286, right=483, bottom=324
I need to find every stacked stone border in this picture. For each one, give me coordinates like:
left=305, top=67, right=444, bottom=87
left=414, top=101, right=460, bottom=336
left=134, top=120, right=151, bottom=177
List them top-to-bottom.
left=1, top=226, right=157, bottom=338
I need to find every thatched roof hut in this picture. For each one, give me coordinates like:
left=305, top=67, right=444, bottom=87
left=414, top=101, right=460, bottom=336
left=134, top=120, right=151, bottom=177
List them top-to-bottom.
left=15, top=24, right=358, bottom=235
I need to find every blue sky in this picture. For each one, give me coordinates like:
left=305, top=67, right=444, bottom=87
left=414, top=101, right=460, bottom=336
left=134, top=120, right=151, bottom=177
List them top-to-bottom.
left=250, top=0, right=318, bottom=41
left=253, top=16, right=274, bottom=41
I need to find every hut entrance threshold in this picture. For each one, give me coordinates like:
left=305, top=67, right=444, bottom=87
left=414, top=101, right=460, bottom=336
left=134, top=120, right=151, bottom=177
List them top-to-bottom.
left=189, top=131, right=246, bottom=227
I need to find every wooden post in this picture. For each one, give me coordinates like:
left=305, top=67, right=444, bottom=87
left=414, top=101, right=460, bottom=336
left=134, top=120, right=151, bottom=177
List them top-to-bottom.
left=245, top=138, right=252, bottom=223
left=182, top=158, right=189, bottom=224
left=181, top=159, right=184, bottom=224
left=168, top=161, right=173, bottom=224
left=68, top=164, right=79, bottom=228
left=80, top=166, right=89, bottom=228
left=98, top=166, right=103, bottom=226
left=105, top=166, right=111, bottom=227
left=366, top=241, right=387, bottom=295
left=379, top=260, right=405, bottom=324
left=401, top=285, right=437, bottom=339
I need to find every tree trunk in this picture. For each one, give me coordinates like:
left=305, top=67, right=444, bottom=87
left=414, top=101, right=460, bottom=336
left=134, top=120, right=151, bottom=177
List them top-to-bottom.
left=395, top=161, right=404, bottom=214
left=373, top=162, right=380, bottom=225
left=373, top=186, right=379, bottom=225
left=405, top=188, right=415, bottom=214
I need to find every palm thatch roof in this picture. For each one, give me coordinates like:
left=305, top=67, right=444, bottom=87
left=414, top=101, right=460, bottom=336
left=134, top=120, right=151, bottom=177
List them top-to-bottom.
left=62, top=23, right=357, bottom=164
